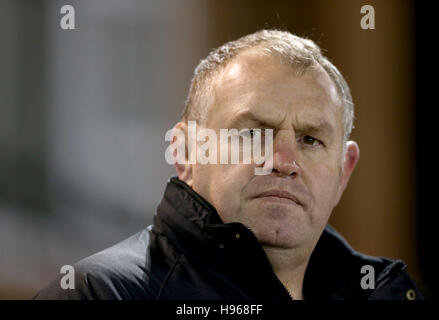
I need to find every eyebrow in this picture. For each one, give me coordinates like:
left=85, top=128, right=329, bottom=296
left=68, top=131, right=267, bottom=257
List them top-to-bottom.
left=230, top=109, right=335, bottom=137
left=230, top=109, right=278, bottom=128
left=295, top=121, right=334, bottom=137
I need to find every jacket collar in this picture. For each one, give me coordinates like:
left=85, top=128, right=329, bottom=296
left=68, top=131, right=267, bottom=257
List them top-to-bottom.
left=153, top=176, right=407, bottom=300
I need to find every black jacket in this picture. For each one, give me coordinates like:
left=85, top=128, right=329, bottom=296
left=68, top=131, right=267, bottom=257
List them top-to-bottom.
left=33, top=176, right=423, bottom=300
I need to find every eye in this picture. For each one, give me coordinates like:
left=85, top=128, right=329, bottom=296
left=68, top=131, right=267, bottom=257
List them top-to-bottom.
left=239, top=129, right=254, bottom=139
left=242, top=129, right=264, bottom=138
left=302, top=135, right=321, bottom=146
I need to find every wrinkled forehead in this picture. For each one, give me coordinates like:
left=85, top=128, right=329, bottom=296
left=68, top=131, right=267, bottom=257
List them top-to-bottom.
left=214, top=48, right=288, bottom=92
left=208, top=49, right=342, bottom=126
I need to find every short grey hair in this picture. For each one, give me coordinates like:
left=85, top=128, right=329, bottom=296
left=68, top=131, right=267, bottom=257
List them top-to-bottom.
left=181, top=29, right=354, bottom=143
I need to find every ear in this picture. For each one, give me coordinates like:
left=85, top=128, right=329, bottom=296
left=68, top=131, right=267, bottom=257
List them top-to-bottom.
left=173, top=121, right=194, bottom=186
left=334, top=141, right=360, bottom=206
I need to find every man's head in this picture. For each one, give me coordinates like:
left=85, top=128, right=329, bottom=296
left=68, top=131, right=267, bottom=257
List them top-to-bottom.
left=172, top=30, right=359, bottom=251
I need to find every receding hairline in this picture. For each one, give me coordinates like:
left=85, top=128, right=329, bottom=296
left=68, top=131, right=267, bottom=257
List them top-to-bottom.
left=181, top=29, right=354, bottom=142
left=187, top=46, right=341, bottom=122
left=214, top=46, right=312, bottom=85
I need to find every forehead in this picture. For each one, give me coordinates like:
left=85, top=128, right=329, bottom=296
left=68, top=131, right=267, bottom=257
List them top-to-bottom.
left=208, top=49, right=342, bottom=129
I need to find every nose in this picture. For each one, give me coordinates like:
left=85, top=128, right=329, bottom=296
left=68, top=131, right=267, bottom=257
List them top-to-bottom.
left=271, top=129, right=300, bottom=177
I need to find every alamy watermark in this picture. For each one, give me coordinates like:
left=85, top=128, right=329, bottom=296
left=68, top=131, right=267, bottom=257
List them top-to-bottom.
left=60, top=5, right=75, bottom=30
left=360, top=5, right=375, bottom=30
left=165, top=121, right=274, bottom=175
left=60, top=265, right=75, bottom=290
left=360, top=265, right=375, bottom=290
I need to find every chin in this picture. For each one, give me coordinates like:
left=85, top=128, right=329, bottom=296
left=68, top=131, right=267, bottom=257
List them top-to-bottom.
left=249, top=218, right=308, bottom=248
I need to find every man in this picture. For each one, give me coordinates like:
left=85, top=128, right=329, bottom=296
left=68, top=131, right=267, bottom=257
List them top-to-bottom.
left=33, top=30, right=422, bottom=300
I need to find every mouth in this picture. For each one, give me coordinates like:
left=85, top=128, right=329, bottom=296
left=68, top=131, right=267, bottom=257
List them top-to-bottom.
left=254, top=190, right=301, bottom=206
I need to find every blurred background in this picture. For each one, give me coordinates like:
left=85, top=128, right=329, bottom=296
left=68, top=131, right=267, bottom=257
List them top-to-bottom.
left=0, top=0, right=435, bottom=299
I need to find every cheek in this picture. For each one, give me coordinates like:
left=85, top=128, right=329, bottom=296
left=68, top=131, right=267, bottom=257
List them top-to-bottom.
left=306, top=162, right=341, bottom=216
left=192, top=164, right=214, bottom=201
left=208, top=164, right=255, bottom=222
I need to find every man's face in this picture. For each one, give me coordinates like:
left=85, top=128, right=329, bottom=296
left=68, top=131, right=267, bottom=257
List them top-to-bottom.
left=188, top=49, right=350, bottom=249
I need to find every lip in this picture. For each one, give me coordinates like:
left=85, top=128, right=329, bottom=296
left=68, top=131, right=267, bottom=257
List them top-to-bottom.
left=254, top=190, right=301, bottom=206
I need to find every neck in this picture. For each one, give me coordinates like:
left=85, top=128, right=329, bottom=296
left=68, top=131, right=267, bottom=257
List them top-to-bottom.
left=262, top=245, right=311, bottom=300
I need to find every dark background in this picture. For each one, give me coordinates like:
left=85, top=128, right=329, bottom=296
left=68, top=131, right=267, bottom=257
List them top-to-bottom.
left=0, top=0, right=436, bottom=299
left=414, top=2, right=437, bottom=300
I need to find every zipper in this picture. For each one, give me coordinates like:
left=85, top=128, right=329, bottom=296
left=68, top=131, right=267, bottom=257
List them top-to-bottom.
left=204, top=222, right=294, bottom=300
left=240, top=224, right=294, bottom=300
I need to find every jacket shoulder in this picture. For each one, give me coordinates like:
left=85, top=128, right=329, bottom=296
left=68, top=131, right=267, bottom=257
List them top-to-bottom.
left=315, top=225, right=424, bottom=300
left=32, top=227, right=163, bottom=300
left=368, top=269, right=424, bottom=300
